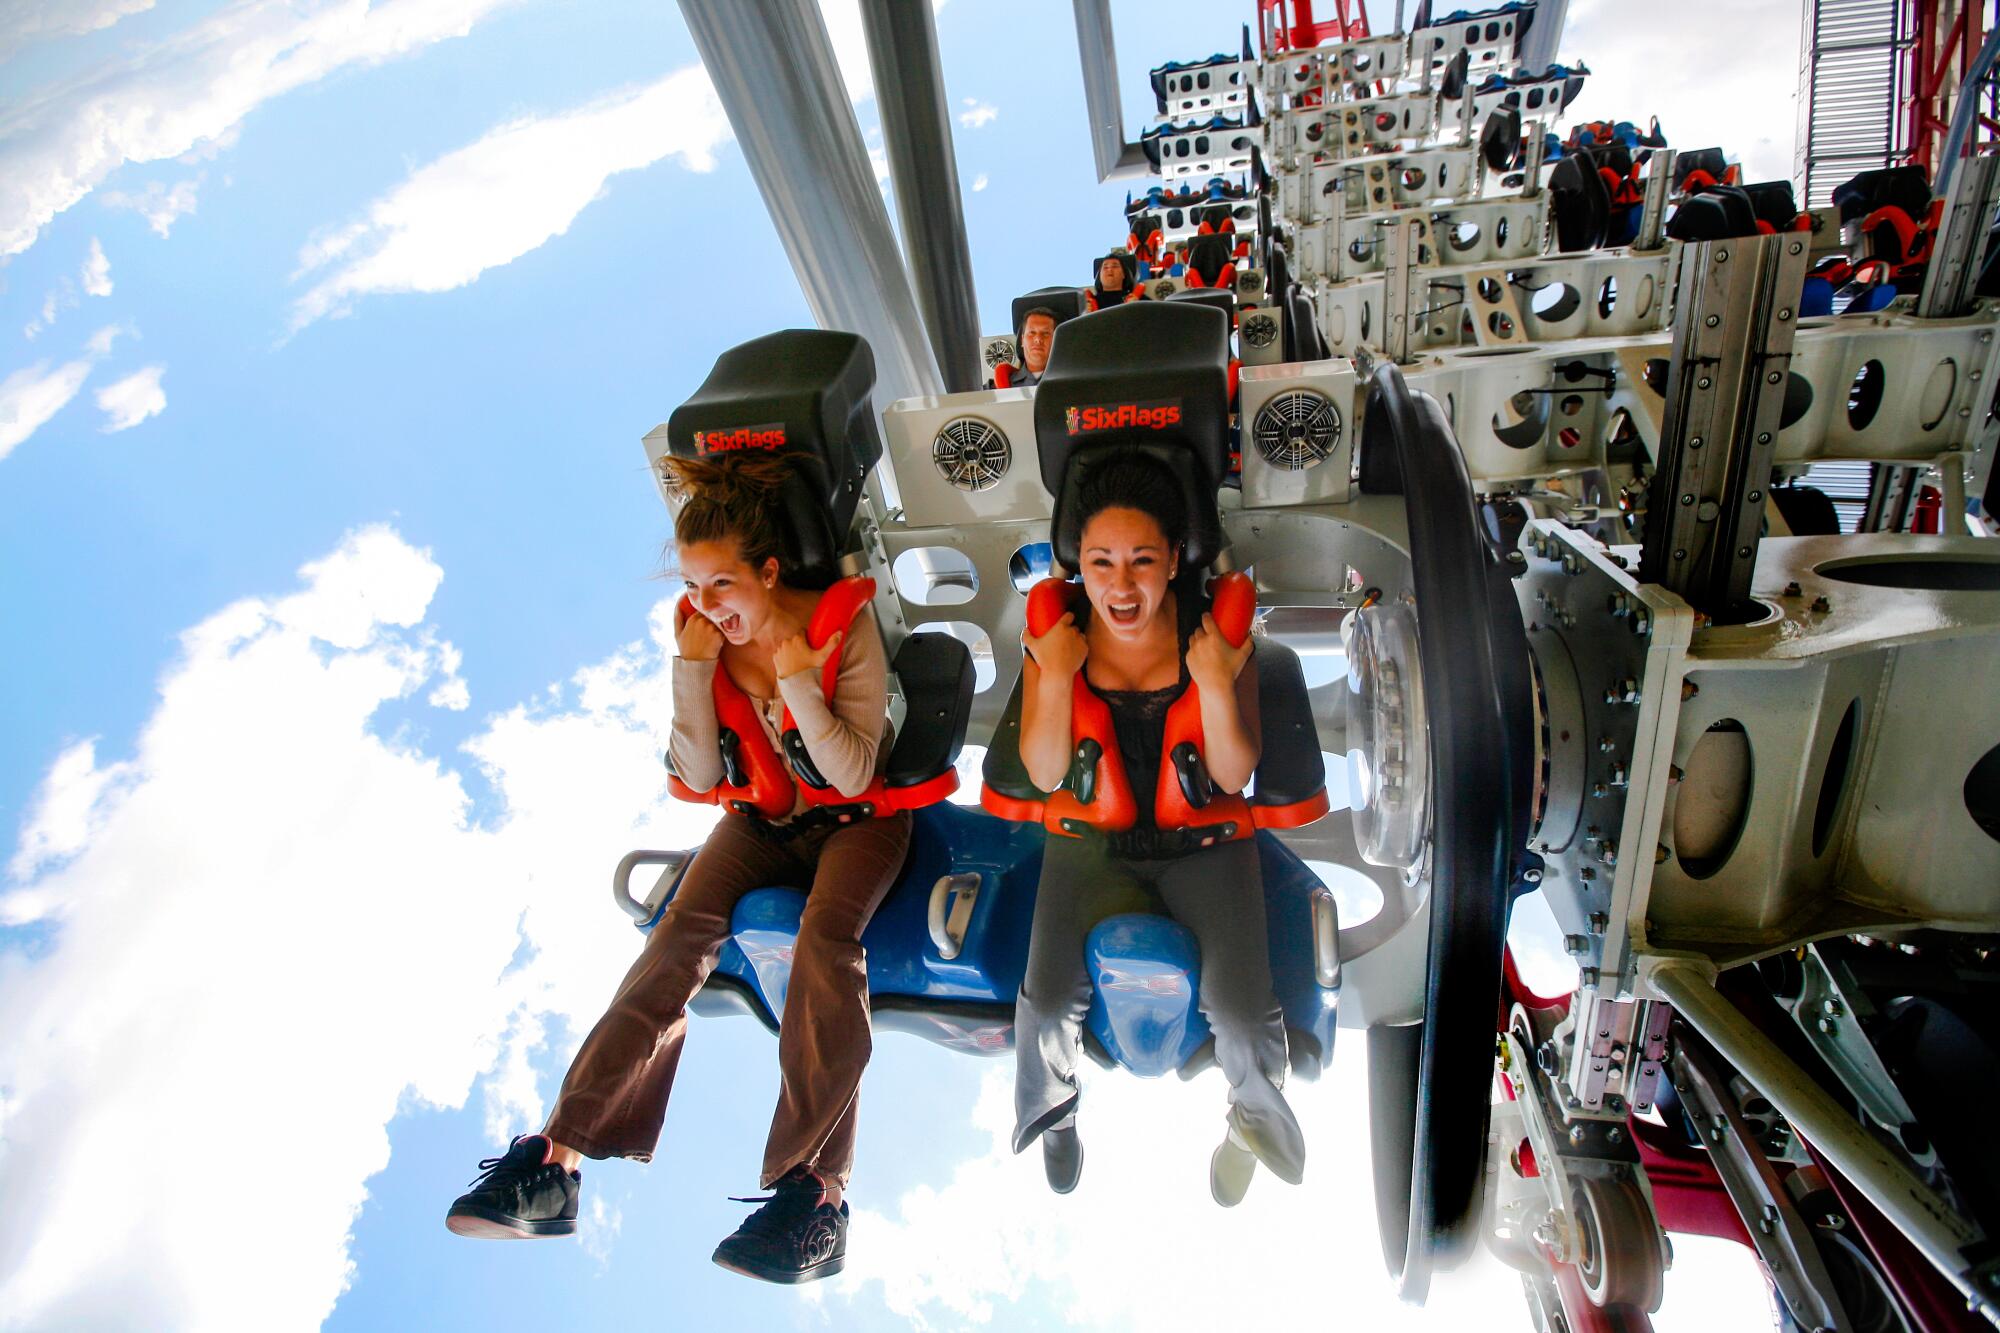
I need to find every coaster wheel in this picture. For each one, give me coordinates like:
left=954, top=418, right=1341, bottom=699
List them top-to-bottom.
left=1354, top=361, right=1535, bottom=1300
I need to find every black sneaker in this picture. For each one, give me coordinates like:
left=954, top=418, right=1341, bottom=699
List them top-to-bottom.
left=445, top=1134, right=580, bottom=1239
left=711, top=1167, right=849, bottom=1284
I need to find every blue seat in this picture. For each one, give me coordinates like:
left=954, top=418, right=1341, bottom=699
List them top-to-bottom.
left=676, top=807, right=1338, bottom=1080
left=1084, top=914, right=1211, bottom=1076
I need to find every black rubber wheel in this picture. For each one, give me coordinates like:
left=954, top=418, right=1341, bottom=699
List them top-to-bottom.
left=1359, top=362, right=1535, bottom=1300
left=1368, top=1023, right=1422, bottom=1280
left=1570, top=1176, right=1664, bottom=1311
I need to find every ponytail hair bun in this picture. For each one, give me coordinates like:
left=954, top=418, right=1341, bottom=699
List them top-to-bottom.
left=658, top=451, right=795, bottom=574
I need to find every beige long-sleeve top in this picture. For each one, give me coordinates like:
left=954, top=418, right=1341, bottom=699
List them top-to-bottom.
left=669, top=605, right=893, bottom=817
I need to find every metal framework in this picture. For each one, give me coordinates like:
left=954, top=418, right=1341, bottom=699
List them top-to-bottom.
left=1797, top=0, right=2000, bottom=205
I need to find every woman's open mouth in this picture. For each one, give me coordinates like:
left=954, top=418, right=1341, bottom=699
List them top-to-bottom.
left=1105, top=597, right=1143, bottom=628
left=715, top=611, right=744, bottom=637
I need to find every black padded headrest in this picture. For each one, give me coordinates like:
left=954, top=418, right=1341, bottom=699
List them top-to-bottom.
left=1480, top=106, right=1523, bottom=171
left=1673, top=147, right=1731, bottom=190
left=1833, top=165, right=1931, bottom=223
left=1742, top=180, right=1799, bottom=230
left=1192, top=202, right=1235, bottom=231
left=1186, top=232, right=1234, bottom=284
left=1168, top=286, right=1237, bottom=319
left=1012, top=287, right=1087, bottom=334
left=1032, top=302, right=1231, bottom=571
left=665, top=330, right=881, bottom=587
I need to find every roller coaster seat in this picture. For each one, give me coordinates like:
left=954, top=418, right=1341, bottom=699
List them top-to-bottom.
left=1182, top=232, right=1238, bottom=290
left=995, top=287, right=1086, bottom=388
left=659, top=329, right=974, bottom=813
left=638, top=802, right=1341, bottom=1080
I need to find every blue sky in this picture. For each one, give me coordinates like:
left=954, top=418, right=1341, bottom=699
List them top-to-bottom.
left=1, top=1, right=1798, bottom=1329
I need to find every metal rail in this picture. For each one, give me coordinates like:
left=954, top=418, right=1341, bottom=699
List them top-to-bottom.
left=678, top=0, right=944, bottom=503
left=860, top=0, right=982, bottom=393
left=1073, top=0, right=1151, bottom=182
left=1646, top=959, right=1999, bottom=1323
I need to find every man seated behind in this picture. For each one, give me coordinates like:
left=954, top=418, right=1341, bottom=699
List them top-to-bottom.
left=1014, top=308, right=1058, bottom=386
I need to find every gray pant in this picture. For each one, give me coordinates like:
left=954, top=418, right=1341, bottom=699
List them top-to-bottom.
left=1012, top=834, right=1307, bottom=1182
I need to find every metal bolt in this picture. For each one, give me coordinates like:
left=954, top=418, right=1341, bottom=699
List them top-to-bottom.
left=1717, top=249, right=1730, bottom=261
left=1777, top=307, right=1793, bottom=321
left=1704, top=314, right=1721, bottom=327
left=1768, top=370, right=1784, bottom=384
left=1697, top=376, right=1712, bottom=390
left=1757, top=432, right=1772, bottom=445
left=1749, top=489, right=1763, bottom=502
left=1680, top=493, right=1695, bottom=506
left=1673, top=548, right=1688, bottom=561
left=1782, top=581, right=1802, bottom=597
left=1607, top=593, right=1630, bottom=617
left=1810, top=595, right=1831, bottom=613
left=1681, top=680, right=1700, bottom=700
left=1599, top=735, right=1616, bottom=753
left=1610, top=763, right=1628, bottom=787
left=1600, top=841, right=1619, bottom=867
left=1656, top=843, right=1672, bottom=865
left=1524, top=866, right=1543, bottom=884
left=1580, top=866, right=1597, bottom=882
left=1589, top=912, right=1609, bottom=933
left=1565, top=934, right=1590, bottom=955
left=1581, top=967, right=1601, bottom=986
left=1823, top=998, right=1842, bottom=1016
left=1818, top=1017, right=1837, bottom=1036
left=1606, top=1126, right=1624, bottom=1145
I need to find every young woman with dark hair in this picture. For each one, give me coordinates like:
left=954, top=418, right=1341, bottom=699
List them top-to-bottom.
left=444, top=451, right=904, bottom=1285
left=1010, top=457, right=1305, bottom=1205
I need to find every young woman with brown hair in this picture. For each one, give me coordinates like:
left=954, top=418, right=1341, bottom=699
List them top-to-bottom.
left=445, top=451, right=905, bottom=1285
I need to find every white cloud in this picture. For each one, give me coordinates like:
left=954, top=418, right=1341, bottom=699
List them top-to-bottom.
left=0, top=0, right=514, bottom=258
left=0, top=0, right=155, bottom=57
left=1560, top=0, right=1799, bottom=185
left=289, top=65, right=730, bottom=329
left=957, top=98, right=999, bottom=130
left=972, top=173, right=989, bottom=193
left=100, top=177, right=201, bottom=238
left=81, top=238, right=112, bottom=298
left=0, top=357, right=93, bottom=460
left=94, top=364, right=164, bottom=432
left=0, top=525, right=719, bottom=1327
left=836, top=1058, right=1771, bottom=1332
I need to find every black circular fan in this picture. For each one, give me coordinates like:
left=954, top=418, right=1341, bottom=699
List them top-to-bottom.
left=1151, top=278, right=1178, bottom=298
left=1241, top=311, right=1280, bottom=349
left=983, top=338, right=1017, bottom=370
left=1252, top=390, right=1340, bottom=470
left=932, top=417, right=1011, bottom=492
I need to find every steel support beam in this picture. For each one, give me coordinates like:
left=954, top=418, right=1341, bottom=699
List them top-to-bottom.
left=679, top=0, right=943, bottom=504
left=859, top=0, right=982, bottom=393
left=1073, top=0, right=1151, bottom=183
left=1516, top=0, right=1570, bottom=73
left=1918, top=150, right=2000, bottom=318
left=1638, top=234, right=1811, bottom=620
left=1645, top=959, right=1999, bottom=1323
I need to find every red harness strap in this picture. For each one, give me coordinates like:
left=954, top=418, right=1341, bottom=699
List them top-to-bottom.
left=1153, top=571, right=1256, bottom=843
left=986, top=573, right=1260, bottom=843
left=669, top=575, right=955, bottom=819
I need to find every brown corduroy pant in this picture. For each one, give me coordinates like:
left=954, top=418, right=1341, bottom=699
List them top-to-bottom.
left=544, top=810, right=911, bottom=1187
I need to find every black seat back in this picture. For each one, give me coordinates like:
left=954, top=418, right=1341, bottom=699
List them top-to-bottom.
left=1186, top=233, right=1234, bottom=286
left=1033, top=301, right=1231, bottom=570
left=665, top=330, right=881, bottom=588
